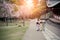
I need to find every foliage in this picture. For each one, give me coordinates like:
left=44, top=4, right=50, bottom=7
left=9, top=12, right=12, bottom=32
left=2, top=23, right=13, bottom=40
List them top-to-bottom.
left=0, top=0, right=3, bottom=3
left=0, top=0, right=19, bottom=17
left=6, top=0, right=21, bottom=5
left=0, top=6, right=7, bottom=16
left=13, top=6, right=18, bottom=12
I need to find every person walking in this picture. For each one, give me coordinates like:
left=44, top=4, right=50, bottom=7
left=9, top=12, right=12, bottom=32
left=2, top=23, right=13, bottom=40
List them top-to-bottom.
left=36, top=19, right=40, bottom=31
left=40, top=19, right=46, bottom=31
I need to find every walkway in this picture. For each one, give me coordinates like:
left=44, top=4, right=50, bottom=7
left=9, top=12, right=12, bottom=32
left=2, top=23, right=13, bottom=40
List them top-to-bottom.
left=22, top=19, right=46, bottom=40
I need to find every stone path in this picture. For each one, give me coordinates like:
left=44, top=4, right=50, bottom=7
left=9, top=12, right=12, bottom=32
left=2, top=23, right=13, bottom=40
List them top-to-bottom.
left=22, top=19, right=46, bottom=40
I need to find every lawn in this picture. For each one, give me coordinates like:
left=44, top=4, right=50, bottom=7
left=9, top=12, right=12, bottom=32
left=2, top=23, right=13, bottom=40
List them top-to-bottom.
left=0, top=20, right=29, bottom=40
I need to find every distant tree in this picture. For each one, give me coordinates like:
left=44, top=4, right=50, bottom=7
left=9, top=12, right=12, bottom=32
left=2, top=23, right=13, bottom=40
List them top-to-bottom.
left=0, top=0, right=19, bottom=26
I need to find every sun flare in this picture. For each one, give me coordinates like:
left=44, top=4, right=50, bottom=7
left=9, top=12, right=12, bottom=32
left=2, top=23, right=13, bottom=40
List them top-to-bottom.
left=12, top=0, right=47, bottom=18
left=25, top=0, right=34, bottom=9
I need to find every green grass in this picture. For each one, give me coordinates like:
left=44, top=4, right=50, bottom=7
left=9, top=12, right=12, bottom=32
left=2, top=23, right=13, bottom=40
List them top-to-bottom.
left=0, top=20, right=29, bottom=40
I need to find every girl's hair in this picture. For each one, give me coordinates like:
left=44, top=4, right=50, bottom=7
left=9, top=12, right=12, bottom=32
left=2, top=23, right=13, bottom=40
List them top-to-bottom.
left=36, top=22, right=39, bottom=24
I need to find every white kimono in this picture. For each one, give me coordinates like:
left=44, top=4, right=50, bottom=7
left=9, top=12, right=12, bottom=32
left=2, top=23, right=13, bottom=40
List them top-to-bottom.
left=36, top=22, right=40, bottom=31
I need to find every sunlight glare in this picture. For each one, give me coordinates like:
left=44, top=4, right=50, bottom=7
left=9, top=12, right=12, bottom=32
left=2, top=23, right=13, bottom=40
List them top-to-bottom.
left=25, top=0, right=34, bottom=9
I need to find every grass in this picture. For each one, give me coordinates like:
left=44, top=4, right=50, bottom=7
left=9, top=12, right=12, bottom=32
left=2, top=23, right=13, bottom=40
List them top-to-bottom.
left=0, top=20, right=29, bottom=40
